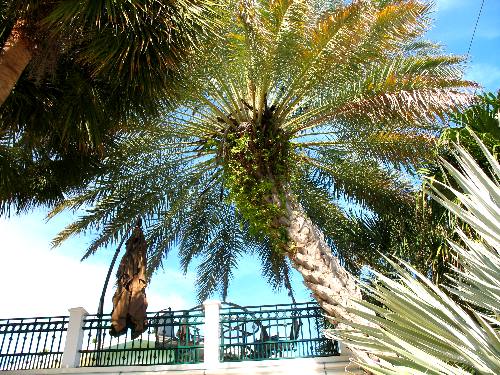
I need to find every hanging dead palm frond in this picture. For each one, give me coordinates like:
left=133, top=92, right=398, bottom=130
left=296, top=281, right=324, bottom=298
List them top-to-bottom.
left=110, top=220, right=149, bottom=340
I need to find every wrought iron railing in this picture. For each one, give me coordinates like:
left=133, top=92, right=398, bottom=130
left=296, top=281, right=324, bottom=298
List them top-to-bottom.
left=0, top=302, right=339, bottom=371
left=219, top=302, right=339, bottom=361
left=79, top=307, right=205, bottom=367
left=0, top=316, right=68, bottom=371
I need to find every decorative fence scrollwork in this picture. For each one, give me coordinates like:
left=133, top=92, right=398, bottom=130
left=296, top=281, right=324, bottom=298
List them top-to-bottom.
left=0, top=302, right=339, bottom=371
left=219, top=302, right=339, bottom=361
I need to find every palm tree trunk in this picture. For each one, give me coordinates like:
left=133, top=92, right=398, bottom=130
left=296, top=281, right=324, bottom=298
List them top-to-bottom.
left=0, top=21, right=32, bottom=106
left=281, top=193, right=365, bottom=326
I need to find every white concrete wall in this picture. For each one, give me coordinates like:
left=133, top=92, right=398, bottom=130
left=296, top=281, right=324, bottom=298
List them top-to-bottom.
left=2, top=303, right=360, bottom=374
left=1, top=356, right=362, bottom=375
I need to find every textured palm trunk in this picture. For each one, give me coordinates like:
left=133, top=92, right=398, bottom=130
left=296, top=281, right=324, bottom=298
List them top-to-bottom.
left=0, top=21, right=32, bottom=106
left=280, top=193, right=365, bottom=326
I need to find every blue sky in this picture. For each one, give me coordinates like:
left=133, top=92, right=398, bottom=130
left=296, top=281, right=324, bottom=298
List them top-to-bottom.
left=1, top=0, right=499, bottom=319
left=429, top=0, right=500, bottom=90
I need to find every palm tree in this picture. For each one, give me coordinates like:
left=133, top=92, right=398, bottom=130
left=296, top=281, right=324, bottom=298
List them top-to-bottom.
left=0, top=0, right=220, bottom=214
left=0, top=0, right=219, bottom=105
left=53, top=0, right=474, bottom=324
left=417, top=91, right=500, bottom=282
left=444, top=91, right=500, bottom=147
left=327, top=132, right=500, bottom=374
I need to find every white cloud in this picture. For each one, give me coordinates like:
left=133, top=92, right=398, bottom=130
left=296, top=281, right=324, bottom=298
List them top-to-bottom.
left=434, top=0, right=467, bottom=11
left=466, top=63, right=500, bottom=91
left=0, top=209, right=305, bottom=319
left=0, top=216, right=190, bottom=318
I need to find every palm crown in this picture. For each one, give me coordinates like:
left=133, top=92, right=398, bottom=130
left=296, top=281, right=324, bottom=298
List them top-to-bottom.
left=0, top=0, right=220, bottom=214
left=53, top=0, right=474, bottom=319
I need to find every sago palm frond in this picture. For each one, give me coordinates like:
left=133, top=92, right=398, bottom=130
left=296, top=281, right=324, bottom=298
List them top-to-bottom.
left=327, top=131, right=500, bottom=374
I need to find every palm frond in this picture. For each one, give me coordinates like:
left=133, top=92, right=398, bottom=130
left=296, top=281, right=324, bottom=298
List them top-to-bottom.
left=49, top=0, right=476, bottom=306
left=327, top=133, right=500, bottom=373
left=300, top=153, right=414, bottom=215
left=191, top=204, right=246, bottom=302
left=256, top=239, right=294, bottom=292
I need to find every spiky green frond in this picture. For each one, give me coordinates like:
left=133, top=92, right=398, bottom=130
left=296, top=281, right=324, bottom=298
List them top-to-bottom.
left=0, top=0, right=223, bottom=214
left=418, top=91, right=500, bottom=281
left=326, top=135, right=500, bottom=373
left=299, top=153, right=414, bottom=214
left=188, top=204, right=246, bottom=302
left=256, top=240, right=295, bottom=293
left=330, top=259, right=499, bottom=374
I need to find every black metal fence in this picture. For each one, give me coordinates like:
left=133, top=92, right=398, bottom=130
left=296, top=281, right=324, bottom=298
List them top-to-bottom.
left=0, top=302, right=339, bottom=371
left=219, top=302, right=339, bottom=361
left=79, top=307, right=205, bottom=367
left=0, top=316, right=68, bottom=371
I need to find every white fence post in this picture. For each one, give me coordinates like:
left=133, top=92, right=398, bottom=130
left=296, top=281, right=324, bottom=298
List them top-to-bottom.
left=203, top=300, right=221, bottom=368
left=61, top=307, right=88, bottom=368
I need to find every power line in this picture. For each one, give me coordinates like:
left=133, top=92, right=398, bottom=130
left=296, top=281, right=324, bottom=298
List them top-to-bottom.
left=466, top=0, right=486, bottom=57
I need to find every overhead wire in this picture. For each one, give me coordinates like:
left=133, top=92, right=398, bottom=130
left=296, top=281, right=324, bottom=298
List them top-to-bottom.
left=466, top=0, right=486, bottom=57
